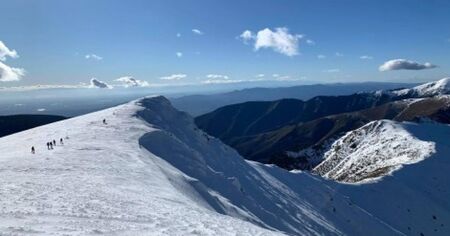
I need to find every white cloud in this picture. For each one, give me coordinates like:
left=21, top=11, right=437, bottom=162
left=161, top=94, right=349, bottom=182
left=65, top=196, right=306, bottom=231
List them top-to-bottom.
left=240, top=27, right=302, bottom=56
left=192, top=29, right=204, bottom=35
left=239, top=30, right=254, bottom=44
left=176, top=33, right=181, bottom=38
left=306, top=39, right=315, bottom=45
left=0, top=41, right=18, bottom=61
left=0, top=41, right=25, bottom=82
left=176, top=52, right=183, bottom=58
left=335, top=52, right=344, bottom=57
left=85, top=54, right=103, bottom=60
left=317, top=54, right=326, bottom=59
left=360, top=55, right=373, bottom=60
left=379, top=59, right=437, bottom=71
left=0, top=61, right=25, bottom=82
left=324, top=68, right=340, bottom=73
left=160, top=74, right=187, bottom=80
left=202, top=74, right=235, bottom=84
left=206, top=74, right=229, bottom=80
left=255, top=74, right=265, bottom=78
left=272, top=74, right=280, bottom=78
left=115, top=76, right=149, bottom=87
left=89, top=78, right=112, bottom=89
left=201, top=79, right=243, bottom=84
left=37, top=108, right=46, bottom=112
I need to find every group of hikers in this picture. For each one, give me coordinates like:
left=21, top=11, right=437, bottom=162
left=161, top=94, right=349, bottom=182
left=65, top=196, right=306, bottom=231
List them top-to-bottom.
left=30, top=119, right=107, bottom=154
left=30, top=138, right=64, bottom=154
left=47, top=138, right=64, bottom=150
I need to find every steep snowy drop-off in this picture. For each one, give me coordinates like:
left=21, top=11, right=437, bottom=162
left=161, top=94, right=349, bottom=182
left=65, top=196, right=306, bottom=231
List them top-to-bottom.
left=0, top=96, right=449, bottom=235
left=313, top=120, right=435, bottom=183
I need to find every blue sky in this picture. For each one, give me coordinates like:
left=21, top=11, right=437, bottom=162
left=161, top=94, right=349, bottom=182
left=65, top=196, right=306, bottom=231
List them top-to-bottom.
left=1, top=0, right=449, bottom=89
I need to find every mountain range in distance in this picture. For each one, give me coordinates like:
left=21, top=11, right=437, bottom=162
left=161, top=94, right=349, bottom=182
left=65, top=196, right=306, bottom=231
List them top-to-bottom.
left=195, top=78, right=450, bottom=173
left=171, top=81, right=417, bottom=116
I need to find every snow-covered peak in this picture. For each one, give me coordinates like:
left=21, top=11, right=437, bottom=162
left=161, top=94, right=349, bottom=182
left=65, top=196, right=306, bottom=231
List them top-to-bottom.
left=390, top=78, right=450, bottom=97
left=313, top=120, right=436, bottom=183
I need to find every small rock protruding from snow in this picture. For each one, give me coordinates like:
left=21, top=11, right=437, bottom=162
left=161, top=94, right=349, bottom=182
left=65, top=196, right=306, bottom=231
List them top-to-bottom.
left=313, top=120, right=436, bottom=183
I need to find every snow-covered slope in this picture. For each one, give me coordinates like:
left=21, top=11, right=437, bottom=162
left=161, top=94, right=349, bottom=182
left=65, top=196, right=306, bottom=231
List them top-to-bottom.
left=388, top=78, right=450, bottom=97
left=0, top=96, right=449, bottom=235
left=0, top=97, right=282, bottom=235
left=313, top=120, right=435, bottom=183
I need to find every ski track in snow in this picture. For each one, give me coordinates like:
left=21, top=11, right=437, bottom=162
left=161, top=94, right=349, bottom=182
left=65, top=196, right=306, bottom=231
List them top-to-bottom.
left=0, top=96, right=449, bottom=236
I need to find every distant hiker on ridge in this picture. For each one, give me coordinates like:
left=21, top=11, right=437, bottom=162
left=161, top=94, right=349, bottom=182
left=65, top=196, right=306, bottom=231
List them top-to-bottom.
left=103, top=119, right=107, bottom=124
left=60, top=138, right=64, bottom=145
left=53, top=140, right=56, bottom=146
left=46, top=142, right=50, bottom=150
left=49, top=142, right=53, bottom=150
left=31, top=146, right=35, bottom=154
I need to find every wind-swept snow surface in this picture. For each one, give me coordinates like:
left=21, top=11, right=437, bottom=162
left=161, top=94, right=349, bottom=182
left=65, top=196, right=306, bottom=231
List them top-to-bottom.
left=0, top=96, right=449, bottom=235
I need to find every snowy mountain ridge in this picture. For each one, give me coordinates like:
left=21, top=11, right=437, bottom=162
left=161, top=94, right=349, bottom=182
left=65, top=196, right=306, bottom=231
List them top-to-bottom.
left=383, top=77, right=450, bottom=97
left=0, top=96, right=449, bottom=235
left=313, top=120, right=436, bottom=183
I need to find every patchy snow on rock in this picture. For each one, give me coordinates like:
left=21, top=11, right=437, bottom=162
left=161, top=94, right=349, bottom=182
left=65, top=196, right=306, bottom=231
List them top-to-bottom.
left=313, top=120, right=435, bottom=183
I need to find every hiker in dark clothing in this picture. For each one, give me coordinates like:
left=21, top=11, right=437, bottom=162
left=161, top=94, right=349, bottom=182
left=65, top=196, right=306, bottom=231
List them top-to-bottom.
left=103, top=119, right=107, bottom=124
left=60, top=138, right=64, bottom=145
left=53, top=140, right=56, bottom=146
left=46, top=142, right=50, bottom=150
left=49, top=142, right=53, bottom=150
left=31, top=146, right=35, bottom=154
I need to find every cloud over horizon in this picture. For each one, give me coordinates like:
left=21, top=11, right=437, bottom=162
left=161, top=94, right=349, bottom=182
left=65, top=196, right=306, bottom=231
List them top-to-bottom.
left=239, top=27, right=302, bottom=56
left=0, top=41, right=25, bottom=82
left=379, top=59, right=437, bottom=71
left=160, top=74, right=187, bottom=80
left=202, top=74, right=236, bottom=84
left=206, top=74, right=229, bottom=80
left=115, top=76, right=149, bottom=87
left=89, top=78, right=112, bottom=89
